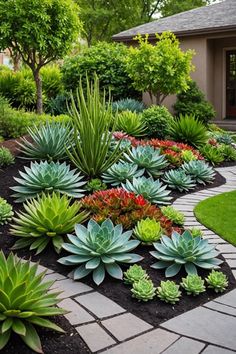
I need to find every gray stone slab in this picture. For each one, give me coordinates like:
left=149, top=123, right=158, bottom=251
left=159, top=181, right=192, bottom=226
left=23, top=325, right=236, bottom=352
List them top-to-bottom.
left=216, top=244, right=236, bottom=253
left=223, top=253, right=236, bottom=259
left=226, top=259, right=236, bottom=268
left=233, top=270, right=236, bottom=280
left=43, top=272, right=66, bottom=282
left=50, top=278, right=92, bottom=298
left=214, top=289, right=236, bottom=309
left=75, top=292, right=125, bottom=318
left=59, top=298, right=94, bottom=325
left=204, top=301, right=236, bottom=316
left=162, top=306, right=236, bottom=350
left=102, top=313, right=152, bottom=341
left=76, top=322, right=115, bottom=352
left=101, top=328, right=179, bottom=354
left=162, top=337, right=205, bottom=354
left=202, top=345, right=235, bottom=354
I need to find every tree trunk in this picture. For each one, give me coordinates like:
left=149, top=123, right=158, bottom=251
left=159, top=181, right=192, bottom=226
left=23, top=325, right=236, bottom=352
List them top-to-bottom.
left=12, top=53, right=21, bottom=72
left=33, top=70, right=43, bottom=114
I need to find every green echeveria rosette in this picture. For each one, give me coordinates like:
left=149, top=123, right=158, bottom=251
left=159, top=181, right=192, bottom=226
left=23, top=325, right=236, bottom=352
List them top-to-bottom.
left=102, top=162, right=144, bottom=186
left=0, top=197, right=14, bottom=225
left=160, top=206, right=185, bottom=226
left=133, top=218, right=162, bottom=245
left=124, top=264, right=149, bottom=285
left=206, top=270, right=228, bottom=293
left=181, top=274, right=206, bottom=296
left=131, top=279, right=156, bottom=302
left=157, top=280, right=181, bottom=304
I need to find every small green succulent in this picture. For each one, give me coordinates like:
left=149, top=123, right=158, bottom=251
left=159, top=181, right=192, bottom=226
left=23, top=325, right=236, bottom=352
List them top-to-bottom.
left=116, top=111, right=147, bottom=137
left=200, top=144, right=224, bottom=165
left=219, top=144, right=236, bottom=161
left=0, top=147, right=14, bottom=167
left=181, top=150, right=197, bottom=162
left=182, top=160, right=215, bottom=185
left=102, top=162, right=144, bottom=186
left=163, top=169, right=196, bottom=192
left=86, top=178, right=107, bottom=192
left=0, top=197, right=14, bottom=225
left=161, top=206, right=185, bottom=226
left=133, top=218, right=162, bottom=244
left=188, top=227, right=203, bottom=238
left=124, top=265, right=149, bottom=284
left=206, top=270, right=228, bottom=293
left=181, top=274, right=206, bottom=296
left=131, top=279, right=156, bottom=302
left=157, top=280, right=181, bottom=304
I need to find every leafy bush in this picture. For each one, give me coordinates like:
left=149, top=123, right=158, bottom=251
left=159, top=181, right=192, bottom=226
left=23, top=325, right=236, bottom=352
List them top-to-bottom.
left=62, top=42, right=138, bottom=100
left=41, top=65, right=64, bottom=99
left=174, top=81, right=215, bottom=124
left=45, top=93, right=70, bottom=115
left=112, top=98, right=145, bottom=113
left=141, top=105, right=173, bottom=139
left=116, top=111, right=147, bottom=137
left=18, top=122, right=72, bottom=161
left=200, top=144, right=224, bottom=165
left=0, top=147, right=14, bottom=167
left=182, top=160, right=215, bottom=185
left=11, top=161, right=86, bottom=202
left=102, top=162, right=144, bottom=186
left=163, top=169, right=196, bottom=192
left=122, top=176, right=172, bottom=205
left=85, top=178, right=107, bottom=192
left=11, top=192, right=88, bottom=254
left=0, top=197, right=13, bottom=225
left=161, top=206, right=185, bottom=226
left=133, top=218, right=162, bottom=244
left=59, top=219, right=142, bottom=285
left=150, top=230, right=222, bottom=277
left=0, top=252, right=66, bottom=352
left=124, top=265, right=149, bottom=285
left=206, top=270, right=228, bottom=293
left=181, top=274, right=206, bottom=296
left=131, top=279, right=156, bottom=302
left=157, top=280, right=181, bottom=304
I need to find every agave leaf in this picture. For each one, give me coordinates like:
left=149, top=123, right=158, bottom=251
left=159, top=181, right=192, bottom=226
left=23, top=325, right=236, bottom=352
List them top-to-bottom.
left=85, top=257, right=101, bottom=269
left=151, top=261, right=171, bottom=269
left=93, top=263, right=105, bottom=285
left=105, top=263, right=123, bottom=280
left=165, top=263, right=182, bottom=277
left=73, top=264, right=92, bottom=280
left=28, top=317, right=65, bottom=333
left=2, top=318, right=13, bottom=333
left=12, top=319, right=26, bottom=336
left=20, top=322, right=43, bottom=354
left=0, top=330, right=11, bottom=350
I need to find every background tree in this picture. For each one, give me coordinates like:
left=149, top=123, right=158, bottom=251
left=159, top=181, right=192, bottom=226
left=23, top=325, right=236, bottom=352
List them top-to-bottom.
left=0, top=0, right=82, bottom=114
left=159, top=0, right=217, bottom=17
left=126, top=32, right=194, bottom=105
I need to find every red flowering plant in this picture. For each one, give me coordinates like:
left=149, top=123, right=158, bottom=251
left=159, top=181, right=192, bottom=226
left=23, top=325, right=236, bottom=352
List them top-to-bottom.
left=81, top=188, right=173, bottom=234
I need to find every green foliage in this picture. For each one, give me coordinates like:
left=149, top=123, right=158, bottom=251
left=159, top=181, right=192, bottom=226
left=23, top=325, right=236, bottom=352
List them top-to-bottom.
left=160, top=0, right=212, bottom=17
left=126, top=32, right=194, bottom=104
left=62, top=42, right=138, bottom=100
left=41, top=65, right=64, bottom=99
left=67, top=76, right=122, bottom=177
left=174, top=81, right=215, bottom=124
left=45, top=93, right=70, bottom=116
left=112, top=98, right=145, bottom=113
left=141, top=105, right=173, bottom=138
left=116, top=111, right=147, bottom=137
left=169, top=114, right=208, bottom=147
left=18, top=122, right=72, bottom=161
left=215, top=134, right=233, bottom=145
left=200, top=144, right=224, bottom=165
left=219, top=144, right=236, bottom=162
left=124, top=145, right=169, bottom=177
left=0, top=147, right=14, bottom=167
left=181, top=150, right=197, bottom=162
left=182, top=160, right=215, bottom=185
left=11, top=161, right=85, bottom=202
left=102, top=162, right=144, bottom=186
left=163, top=169, right=196, bottom=192
left=122, top=176, right=172, bottom=205
left=86, top=178, right=107, bottom=192
left=11, top=192, right=88, bottom=254
left=0, top=197, right=13, bottom=225
left=161, top=206, right=185, bottom=226
left=133, top=218, right=162, bottom=244
left=59, top=219, right=143, bottom=285
left=187, top=227, right=204, bottom=238
left=151, top=231, right=222, bottom=277
left=0, top=252, right=66, bottom=352
left=124, top=264, right=149, bottom=285
left=206, top=270, right=228, bottom=293
left=181, top=274, right=206, bottom=296
left=131, top=279, right=156, bottom=302
left=157, top=280, right=181, bottom=304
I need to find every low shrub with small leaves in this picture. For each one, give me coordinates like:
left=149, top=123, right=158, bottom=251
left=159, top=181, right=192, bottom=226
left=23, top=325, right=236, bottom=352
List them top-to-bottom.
left=141, top=105, right=173, bottom=139
left=0, top=147, right=14, bottom=167
left=163, top=169, right=196, bottom=192
left=85, top=178, right=107, bottom=192
left=0, top=197, right=13, bottom=225
left=161, top=206, right=185, bottom=226
left=133, top=218, right=162, bottom=244
left=124, top=265, right=149, bottom=284
left=206, top=270, right=228, bottom=293
left=181, top=274, right=206, bottom=296
left=131, top=279, right=156, bottom=302
left=157, top=280, right=181, bottom=304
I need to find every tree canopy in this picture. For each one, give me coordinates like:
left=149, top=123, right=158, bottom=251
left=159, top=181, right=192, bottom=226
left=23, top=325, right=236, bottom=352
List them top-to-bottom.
left=159, top=0, right=216, bottom=17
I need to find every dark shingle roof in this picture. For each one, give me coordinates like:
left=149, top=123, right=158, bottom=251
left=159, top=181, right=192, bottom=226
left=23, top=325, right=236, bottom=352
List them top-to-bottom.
left=113, top=0, right=236, bottom=40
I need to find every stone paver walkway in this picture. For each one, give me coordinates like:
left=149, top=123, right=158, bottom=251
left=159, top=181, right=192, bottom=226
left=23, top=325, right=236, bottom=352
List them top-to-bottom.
left=36, top=166, right=236, bottom=353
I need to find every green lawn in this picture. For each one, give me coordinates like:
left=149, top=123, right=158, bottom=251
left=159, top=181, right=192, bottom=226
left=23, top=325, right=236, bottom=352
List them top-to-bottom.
left=194, top=191, right=236, bottom=246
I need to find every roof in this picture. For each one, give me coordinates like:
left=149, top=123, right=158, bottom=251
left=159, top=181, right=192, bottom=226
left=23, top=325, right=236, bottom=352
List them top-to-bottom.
left=113, top=0, right=236, bottom=41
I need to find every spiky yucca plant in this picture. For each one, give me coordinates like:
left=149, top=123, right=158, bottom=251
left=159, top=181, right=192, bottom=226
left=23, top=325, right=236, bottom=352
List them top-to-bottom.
left=182, top=160, right=215, bottom=185
left=11, top=161, right=86, bottom=202
left=102, top=162, right=144, bottom=186
left=163, top=169, right=196, bottom=192
left=122, top=176, right=172, bottom=205
left=10, top=193, right=89, bottom=254
left=0, top=197, right=13, bottom=225
left=133, top=218, right=162, bottom=244
left=59, top=219, right=143, bottom=285
left=0, top=252, right=66, bottom=353
left=124, top=265, right=149, bottom=284
left=206, top=270, right=228, bottom=293
left=181, top=274, right=206, bottom=296
left=131, top=279, right=156, bottom=302
left=157, top=280, right=181, bottom=304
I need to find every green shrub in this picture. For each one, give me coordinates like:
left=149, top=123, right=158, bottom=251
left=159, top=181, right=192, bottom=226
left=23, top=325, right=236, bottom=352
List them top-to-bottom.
left=41, top=65, right=64, bottom=99
left=174, top=81, right=215, bottom=124
left=45, top=93, right=70, bottom=115
left=112, top=98, right=145, bottom=113
left=141, top=105, right=173, bottom=138
left=116, top=111, right=147, bottom=137
left=0, top=147, right=14, bottom=167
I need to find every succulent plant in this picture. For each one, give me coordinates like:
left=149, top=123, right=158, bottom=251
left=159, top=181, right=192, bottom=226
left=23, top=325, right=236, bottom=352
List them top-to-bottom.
left=112, top=98, right=146, bottom=113
left=115, top=111, right=147, bottom=137
left=18, top=122, right=72, bottom=161
left=216, top=134, right=233, bottom=145
left=200, top=144, right=224, bottom=165
left=219, top=144, right=236, bottom=162
left=124, top=146, right=169, bottom=177
left=0, top=147, right=14, bottom=167
left=181, top=149, right=197, bottom=162
left=182, top=160, right=215, bottom=185
left=11, top=161, right=86, bottom=202
left=102, top=162, right=144, bottom=186
left=163, top=169, right=196, bottom=192
left=122, top=176, right=172, bottom=205
left=86, top=178, right=107, bottom=192
left=10, top=192, right=88, bottom=254
left=0, top=197, right=13, bottom=225
left=160, top=206, right=185, bottom=226
left=133, top=218, right=162, bottom=244
left=59, top=219, right=143, bottom=285
left=187, top=227, right=204, bottom=238
left=150, top=230, right=222, bottom=277
left=0, top=252, right=66, bottom=352
left=124, top=264, right=149, bottom=284
left=206, top=270, right=228, bottom=293
left=181, top=274, right=206, bottom=296
left=131, top=279, right=156, bottom=302
left=157, top=280, right=181, bottom=304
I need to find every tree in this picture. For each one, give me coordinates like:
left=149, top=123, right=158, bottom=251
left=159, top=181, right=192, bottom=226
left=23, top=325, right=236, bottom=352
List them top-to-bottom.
left=0, top=0, right=82, bottom=114
left=159, top=0, right=216, bottom=17
left=126, top=32, right=194, bottom=105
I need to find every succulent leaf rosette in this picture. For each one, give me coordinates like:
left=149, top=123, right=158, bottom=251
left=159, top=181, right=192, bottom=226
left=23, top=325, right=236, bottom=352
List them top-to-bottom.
left=182, top=160, right=215, bottom=185
left=102, top=162, right=144, bottom=186
left=162, top=169, right=196, bottom=192
left=0, top=197, right=13, bottom=225
left=133, top=218, right=162, bottom=244
left=124, top=265, right=149, bottom=284
left=206, top=270, right=228, bottom=293
left=181, top=274, right=206, bottom=296
left=131, top=279, right=156, bottom=302
left=157, top=280, right=181, bottom=304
